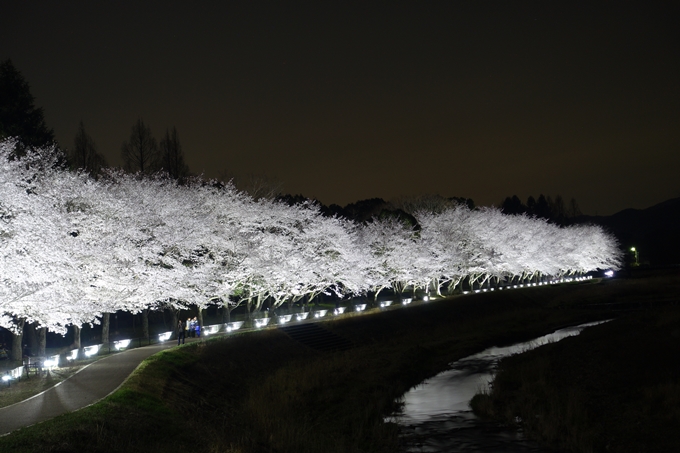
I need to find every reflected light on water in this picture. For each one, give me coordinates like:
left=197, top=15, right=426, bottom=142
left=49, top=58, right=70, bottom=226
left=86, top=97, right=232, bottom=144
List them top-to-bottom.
left=395, top=320, right=608, bottom=425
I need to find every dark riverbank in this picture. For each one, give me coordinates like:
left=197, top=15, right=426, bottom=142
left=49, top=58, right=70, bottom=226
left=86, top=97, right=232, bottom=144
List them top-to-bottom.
left=471, top=269, right=680, bottom=453
left=0, top=274, right=669, bottom=453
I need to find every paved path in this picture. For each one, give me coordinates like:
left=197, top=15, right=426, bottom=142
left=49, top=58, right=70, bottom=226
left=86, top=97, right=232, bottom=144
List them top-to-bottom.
left=0, top=301, right=438, bottom=435
left=0, top=312, right=382, bottom=435
left=0, top=340, right=179, bottom=435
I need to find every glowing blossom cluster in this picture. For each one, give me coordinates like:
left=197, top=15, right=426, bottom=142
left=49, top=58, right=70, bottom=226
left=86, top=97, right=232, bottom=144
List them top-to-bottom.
left=0, top=139, right=622, bottom=334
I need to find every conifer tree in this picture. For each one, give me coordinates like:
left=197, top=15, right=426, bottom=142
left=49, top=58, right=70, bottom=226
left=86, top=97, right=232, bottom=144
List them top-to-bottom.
left=0, top=59, right=55, bottom=151
left=70, top=121, right=107, bottom=176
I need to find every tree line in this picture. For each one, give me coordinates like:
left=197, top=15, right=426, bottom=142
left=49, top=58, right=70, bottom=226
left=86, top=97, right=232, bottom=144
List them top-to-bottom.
left=1, top=58, right=585, bottom=222
left=0, top=59, right=189, bottom=181
left=1, top=59, right=623, bottom=361
left=0, top=138, right=622, bottom=361
left=500, top=194, right=582, bottom=225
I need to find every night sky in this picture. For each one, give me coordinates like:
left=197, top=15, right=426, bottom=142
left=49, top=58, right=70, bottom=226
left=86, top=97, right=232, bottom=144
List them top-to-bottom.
left=2, top=2, right=679, bottom=215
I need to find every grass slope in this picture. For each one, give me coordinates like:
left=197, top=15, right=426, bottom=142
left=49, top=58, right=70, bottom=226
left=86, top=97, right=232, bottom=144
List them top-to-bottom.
left=471, top=270, right=680, bottom=453
left=2, top=275, right=671, bottom=452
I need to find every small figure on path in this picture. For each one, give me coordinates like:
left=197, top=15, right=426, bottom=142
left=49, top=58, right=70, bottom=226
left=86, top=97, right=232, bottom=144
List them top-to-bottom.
left=177, top=319, right=185, bottom=345
left=195, top=319, right=201, bottom=338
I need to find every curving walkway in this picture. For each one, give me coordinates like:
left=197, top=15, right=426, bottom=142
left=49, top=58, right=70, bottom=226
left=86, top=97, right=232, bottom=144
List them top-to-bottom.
left=0, top=283, right=585, bottom=436
left=0, top=316, right=345, bottom=434
left=0, top=340, right=180, bottom=435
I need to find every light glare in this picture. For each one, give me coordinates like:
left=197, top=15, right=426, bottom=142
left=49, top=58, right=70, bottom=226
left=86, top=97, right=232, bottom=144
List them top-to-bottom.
left=114, top=339, right=131, bottom=350
left=84, top=345, right=101, bottom=357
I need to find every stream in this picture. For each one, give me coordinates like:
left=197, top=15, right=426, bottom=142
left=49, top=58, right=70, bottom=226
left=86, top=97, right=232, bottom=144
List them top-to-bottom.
left=388, top=321, right=608, bottom=452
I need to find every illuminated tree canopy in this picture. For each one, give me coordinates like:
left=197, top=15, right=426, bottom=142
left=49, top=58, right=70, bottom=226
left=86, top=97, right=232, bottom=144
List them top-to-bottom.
left=0, top=138, right=622, bottom=335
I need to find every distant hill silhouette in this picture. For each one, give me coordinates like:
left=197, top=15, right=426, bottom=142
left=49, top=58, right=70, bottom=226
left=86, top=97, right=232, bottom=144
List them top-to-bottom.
left=276, top=192, right=679, bottom=266
left=276, top=195, right=471, bottom=229
left=575, top=197, right=680, bottom=266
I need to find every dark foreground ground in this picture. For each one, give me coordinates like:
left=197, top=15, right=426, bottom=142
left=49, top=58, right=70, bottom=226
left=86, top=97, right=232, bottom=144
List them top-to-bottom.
left=472, top=268, right=680, bottom=453
left=0, top=270, right=676, bottom=453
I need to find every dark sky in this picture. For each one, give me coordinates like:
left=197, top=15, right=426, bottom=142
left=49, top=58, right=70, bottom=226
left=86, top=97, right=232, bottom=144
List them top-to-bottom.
left=2, top=2, right=679, bottom=215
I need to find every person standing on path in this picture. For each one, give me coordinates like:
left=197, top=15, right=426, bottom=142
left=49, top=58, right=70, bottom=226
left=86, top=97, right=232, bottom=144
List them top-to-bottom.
left=177, top=320, right=185, bottom=345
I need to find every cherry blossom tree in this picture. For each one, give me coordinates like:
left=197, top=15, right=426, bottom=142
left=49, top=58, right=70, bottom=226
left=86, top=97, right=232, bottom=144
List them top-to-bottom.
left=1, top=137, right=623, bottom=352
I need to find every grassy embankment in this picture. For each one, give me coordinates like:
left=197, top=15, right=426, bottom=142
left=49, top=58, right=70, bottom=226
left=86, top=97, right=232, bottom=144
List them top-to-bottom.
left=471, top=269, right=680, bottom=453
left=1, top=275, right=668, bottom=453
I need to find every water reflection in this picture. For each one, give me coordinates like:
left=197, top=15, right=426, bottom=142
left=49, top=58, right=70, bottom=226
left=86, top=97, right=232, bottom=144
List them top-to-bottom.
left=390, top=321, right=607, bottom=452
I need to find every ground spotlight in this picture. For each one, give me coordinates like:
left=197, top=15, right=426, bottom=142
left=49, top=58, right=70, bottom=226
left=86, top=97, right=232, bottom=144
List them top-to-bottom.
left=114, top=339, right=131, bottom=350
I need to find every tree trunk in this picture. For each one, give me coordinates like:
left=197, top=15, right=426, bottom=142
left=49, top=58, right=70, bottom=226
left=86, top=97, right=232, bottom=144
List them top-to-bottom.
left=434, top=278, right=442, bottom=296
left=245, top=300, right=252, bottom=321
left=222, top=303, right=231, bottom=324
left=170, top=308, right=178, bottom=340
left=142, top=309, right=149, bottom=340
left=101, top=313, right=110, bottom=344
left=10, top=318, right=25, bottom=363
left=25, top=322, right=38, bottom=354
left=72, top=325, right=81, bottom=350
left=38, top=327, right=46, bottom=357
